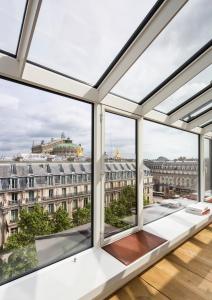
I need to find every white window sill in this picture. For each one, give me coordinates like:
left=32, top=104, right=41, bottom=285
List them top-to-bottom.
left=0, top=205, right=211, bottom=300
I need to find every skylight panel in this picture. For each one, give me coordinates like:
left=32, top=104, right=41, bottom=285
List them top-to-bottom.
left=0, top=0, right=26, bottom=55
left=28, top=0, right=156, bottom=85
left=112, top=0, right=212, bottom=102
left=155, top=64, right=212, bottom=114
left=183, top=101, right=212, bottom=122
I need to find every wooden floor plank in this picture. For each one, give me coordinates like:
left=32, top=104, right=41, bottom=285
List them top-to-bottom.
left=107, top=225, right=212, bottom=300
left=167, top=240, right=212, bottom=282
left=141, top=258, right=212, bottom=300
left=106, top=278, right=169, bottom=300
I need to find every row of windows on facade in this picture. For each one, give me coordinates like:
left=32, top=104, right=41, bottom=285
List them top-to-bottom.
left=150, top=164, right=198, bottom=171
left=0, top=171, right=136, bottom=190
left=0, top=174, right=92, bottom=190
left=160, top=177, right=196, bottom=185
left=10, top=185, right=89, bottom=203
left=10, top=197, right=90, bottom=223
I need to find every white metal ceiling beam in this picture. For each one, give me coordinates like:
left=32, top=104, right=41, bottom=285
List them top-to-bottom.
left=16, top=0, right=42, bottom=77
left=97, top=0, right=187, bottom=102
left=140, top=46, right=212, bottom=115
left=0, top=54, right=19, bottom=77
left=22, top=62, right=98, bottom=102
left=167, top=86, right=212, bottom=124
left=188, top=110, right=212, bottom=130
left=203, top=123, right=212, bottom=134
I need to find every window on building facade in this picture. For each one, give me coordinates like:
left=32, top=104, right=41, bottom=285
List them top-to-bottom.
left=0, top=78, right=93, bottom=285
left=104, top=112, right=137, bottom=238
left=143, top=120, right=199, bottom=224
left=204, top=138, right=212, bottom=202
left=29, top=177, right=34, bottom=188
left=11, top=178, right=18, bottom=189
left=62, top=188, right=66, bottom=197
left=49, top=189, right=54, bottom=198
left=11, top=193, right=18, bottom=203
left=61, top=201, right=67, bottom=211
left=48, top=203, right=54, bottom=214
left=10, top=209, right=18, bottom=223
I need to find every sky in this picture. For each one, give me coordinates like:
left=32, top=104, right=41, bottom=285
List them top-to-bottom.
left=0, top=1, right=210, bottom=159
left=0, top=79, right=92, bottom=157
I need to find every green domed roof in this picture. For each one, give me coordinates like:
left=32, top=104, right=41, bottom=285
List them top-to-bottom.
left=54, top=143, right=78, bottom=149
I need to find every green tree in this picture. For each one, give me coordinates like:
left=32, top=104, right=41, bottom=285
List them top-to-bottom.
left=105, top=186, right=136, bottom=228
left=72, top=204, right=91, bottom=226
left=18, top=205, right=53, bottom=237
left=51, top=207, right=72, bottom=233
left=5, top=232, right=32, bottom=250
left=0, top=245, right=38, bottom=284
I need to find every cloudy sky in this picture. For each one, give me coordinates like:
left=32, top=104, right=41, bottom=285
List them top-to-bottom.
left=0, top=1, right=210, bottom=159
left=0, top=79, right=92, bottom=157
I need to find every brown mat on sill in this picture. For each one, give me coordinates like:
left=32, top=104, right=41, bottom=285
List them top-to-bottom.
left=103, top=230, right=167, bottom=266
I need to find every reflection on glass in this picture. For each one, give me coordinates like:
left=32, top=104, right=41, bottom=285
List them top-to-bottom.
left=0, top=0, right=26, bottom=54
left=28, top=0, right=156, bottom=85
left=112, top=0, right=212, bottom=102
left=156, top=64, right=212, bottom=114
left=0, top=79, right=92, bottom=285
left=183, top=101, right=212, bottom=122
left=104, top=112, right=137, bottom=238
left=143, top=120, right=199, bottom=224
left=204, top=138, right=212, bottom=202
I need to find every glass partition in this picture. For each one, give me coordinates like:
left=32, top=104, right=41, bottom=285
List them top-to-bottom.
left=0, top=0, right=26, bottom=55
left=28, top=0, right=155, bottom=85
left=112, top=0, right=212, bottom=102
left=155, top=65, right=212, bottom=114
left=0, top=79, right=93, bottom=285
left=183, top=101, right=212, bottom=122
left=104, top=112, right=137, bottom=237
left=143, top=120, right=199, bottom=224
left=204, top=138, right=212, bottom=202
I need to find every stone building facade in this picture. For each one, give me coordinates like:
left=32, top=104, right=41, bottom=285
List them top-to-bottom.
left=144, top=158, right=198, bottom=199
left=0, top=162, right=153, bottom=247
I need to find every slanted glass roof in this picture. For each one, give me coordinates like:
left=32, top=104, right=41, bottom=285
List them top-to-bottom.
left=0, top=0, right=26, bottom=55
left=28, top=0, right=156, bottom=85
left=111, top=0, right=212, bottom=103
left=155, top=64, right=212, bottom=114
left=183, top=101, right=212, bottom=122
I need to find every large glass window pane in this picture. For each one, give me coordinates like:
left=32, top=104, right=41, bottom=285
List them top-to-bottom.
left=0, top=0, right=26, bottom=54
left=28, top=0, right=156, bottom=85
left=112, top=0, right=212, bottom=102
left=155, top=65, right=212, bottom=114
left=0, top=79, right=92, bottom=285
left=183, top=101, right=212, bottom=122
left=104, top=112, right=137, bottom=238
left=143, top=120, right=199, bottom=224
left=204, top=138, right=212, bottom=202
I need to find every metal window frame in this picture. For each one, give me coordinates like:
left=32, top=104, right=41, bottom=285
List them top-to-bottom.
left=100, top=108, right=142, bottom=246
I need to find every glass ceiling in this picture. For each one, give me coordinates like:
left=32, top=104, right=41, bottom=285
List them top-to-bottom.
left=0, top=0, right=26, bottom=55
left=28, top=0, right=156, bottom=85
left=111, top=0, right=212, bottom=103
left=155, top=64, right=212, bottom=114
left=183, top=101, right=212, bottom=122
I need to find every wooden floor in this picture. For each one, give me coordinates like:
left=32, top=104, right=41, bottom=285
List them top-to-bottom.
left=107, top=223, right=212, bottom=300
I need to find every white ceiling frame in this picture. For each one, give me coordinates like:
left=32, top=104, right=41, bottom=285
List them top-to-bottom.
left=16, top=0, right=42, bottom=77
left=97, top=0, right=188, bottom=102
left=140, top=47, right=212, bottom=115
left=0, top=53, right=19, bottom=77
left=22, top=63, right=98, bottom=103
left=167, top=87, right=212, bottom=124
left=143, top=109, right=203, bottom=134
left=188, top=110, right=212, bottom=130
left=203, top=124, right=212, bottom=134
